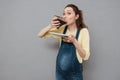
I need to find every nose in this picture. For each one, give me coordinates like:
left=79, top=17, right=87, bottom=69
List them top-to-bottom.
left=62, top=15, right=66, bottom=20
left=63, top=15, right=65, bottom=18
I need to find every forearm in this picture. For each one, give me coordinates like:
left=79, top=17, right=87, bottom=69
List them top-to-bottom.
left=38, top=16, right=62, bottom=38
left=37, top=24, right=51, bottom=38
left=73, top=39, right=86, bottom=58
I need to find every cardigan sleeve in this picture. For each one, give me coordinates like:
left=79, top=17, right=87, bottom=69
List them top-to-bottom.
left=43, top=25, right=65, bottom=40
left=81, top=28, right=90, bottom=60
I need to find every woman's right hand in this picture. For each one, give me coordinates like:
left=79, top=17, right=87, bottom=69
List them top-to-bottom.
left=37, top=16, right=60, bottom=38
left=49, top=16, right=60, bottom=28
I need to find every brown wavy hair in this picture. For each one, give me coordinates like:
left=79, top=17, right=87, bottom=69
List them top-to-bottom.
left=65, top=4, right=87, bottom=29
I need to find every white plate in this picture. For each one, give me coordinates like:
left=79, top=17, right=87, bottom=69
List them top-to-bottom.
left=49, top=32, right=69, bottom=37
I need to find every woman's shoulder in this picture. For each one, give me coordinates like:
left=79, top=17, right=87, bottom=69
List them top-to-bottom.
left=80, top=28, right=89, bottom=33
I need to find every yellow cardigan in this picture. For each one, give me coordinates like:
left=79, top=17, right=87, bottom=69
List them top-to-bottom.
left=43, top=25, right=90, bottom=63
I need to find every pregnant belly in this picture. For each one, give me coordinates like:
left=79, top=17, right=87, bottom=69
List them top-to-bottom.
left=57, top=51, right=75, bottom=72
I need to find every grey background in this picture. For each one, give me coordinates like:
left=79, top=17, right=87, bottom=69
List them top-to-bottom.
left=0, top=0, right=120, bottom=80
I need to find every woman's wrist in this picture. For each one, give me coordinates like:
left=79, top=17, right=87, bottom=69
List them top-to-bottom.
left=47, top=24, right=52, bottom=29
left=72, top=38, right=77, bottom=44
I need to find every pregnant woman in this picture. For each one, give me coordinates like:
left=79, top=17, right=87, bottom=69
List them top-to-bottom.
left=38, top=4, right=90, bottom=80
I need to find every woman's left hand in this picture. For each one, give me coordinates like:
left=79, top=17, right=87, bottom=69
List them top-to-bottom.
left=62, top=34, right=75, bottom=43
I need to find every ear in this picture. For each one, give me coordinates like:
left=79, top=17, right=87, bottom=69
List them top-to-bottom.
left=75, top=14, right=79, bottom=20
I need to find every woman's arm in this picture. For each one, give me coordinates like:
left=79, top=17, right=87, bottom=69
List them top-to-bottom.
left=37, top=17, right=60, bottom=38
left=37, top=24, right=52, bottom=38
left=62, top=28, right=90, bottom=59
left=73, top=29, right=90, bottom=59
left=62, top=35, right=86, bottom=58
left=72, top=39, right=86, bottom=58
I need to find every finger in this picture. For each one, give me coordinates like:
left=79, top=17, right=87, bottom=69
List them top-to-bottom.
left=52, top=16, right=59, bottom=21
left=52, top=20, right=60, bottom=24
left=51, top=21, right=60, bottom=26
left=52, top=23, right=60, bottom=26
left=68, top=34, right=73, bottom=37
left=62, top=36, right=68, bottom=40
left=65, top=39, right=71, bottom=43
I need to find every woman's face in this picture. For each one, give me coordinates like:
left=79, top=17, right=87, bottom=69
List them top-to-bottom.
left=63, top=7, right=79, bottom=26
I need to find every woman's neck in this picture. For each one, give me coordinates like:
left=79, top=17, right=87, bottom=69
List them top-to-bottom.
left=68, top=23, right=77, bottom=32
